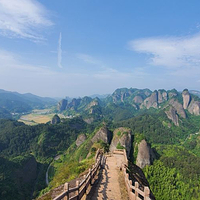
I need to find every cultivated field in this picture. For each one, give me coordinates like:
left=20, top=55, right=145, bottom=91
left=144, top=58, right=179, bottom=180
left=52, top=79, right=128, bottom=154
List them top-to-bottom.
left=18, top=109, right=65, bottom=125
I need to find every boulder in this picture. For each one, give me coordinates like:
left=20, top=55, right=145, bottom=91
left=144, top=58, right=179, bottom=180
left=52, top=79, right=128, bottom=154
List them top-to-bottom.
left=51, top=115, right=61, bottom=124
left=91, top=126, right=112, bottom=144
left=109, top=127, right=132, bottom=156
left=136, top=140, right=154, bottom=169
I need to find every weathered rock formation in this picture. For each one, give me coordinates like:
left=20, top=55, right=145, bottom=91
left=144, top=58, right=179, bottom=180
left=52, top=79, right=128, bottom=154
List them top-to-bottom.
left=158, top=90, right=168, bottom=103
left=182, top=90, right=191, bottom=109
left=141, top=91, right=158, bottom=109
left=133, top=95, right=143, bottom=104
left=168, top=98, right=186, bottom=118
left=57, top=99, right=68, bottom=111
left=188, top=99, right=200, bottom=115
left=165, top=106, right=179, bottom=126
left=51, top=114, right=61, bottom=124
left=91, top=126, right=112, bottom=144
left=109, top=127, right=132, bottom=156
left=76, top=134, right=87, bottom=147
left=136, top=140, right=154, bottom=169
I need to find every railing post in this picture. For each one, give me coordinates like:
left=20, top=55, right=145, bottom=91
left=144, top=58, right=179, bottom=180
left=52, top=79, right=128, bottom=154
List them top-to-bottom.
left=89, top=168, right=92, bottom=185
left=84, top=175, right=87, bottom=194
left=76, top=180, right=79, bottom=200
left=64, top=182, right=69, bottom=200
left=135, top=182, right=139, bottom=199
left=144, top=186, right=150, bottom=200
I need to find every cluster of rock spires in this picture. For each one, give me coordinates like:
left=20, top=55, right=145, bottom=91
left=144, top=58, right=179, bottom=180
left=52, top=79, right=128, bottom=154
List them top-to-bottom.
left=57, top=88, right=200, bottom=126
left=75, top=126, right=154, bottom=169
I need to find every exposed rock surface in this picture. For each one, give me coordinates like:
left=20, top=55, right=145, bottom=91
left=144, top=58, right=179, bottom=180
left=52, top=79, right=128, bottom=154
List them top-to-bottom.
left=158, top=90, right=168, bottom=103
left=182, top=90, right=191, bottom=109
left=141, top=92, right=158, bottom=109
left=133, top=95, right=143, bottom=104
left=67, top=98, right=81, bottom=110
left=168, top=98, right=186, bottom=118
left=57, top=99, right=68, bottom=111
left=188, top=99, right=200, bottom=115
left=165, top=106, right=179, bottom=126
left=51, top=115, right=61, bottom=124
left=83, top=117, right=94, bottom=124
left=91, top=126, right=112, bottom=144
left=109, top=127, right=132, bottom=156
left=76, top=134, right=87, bottom=147
left=136, top=140, right=154, bottom=169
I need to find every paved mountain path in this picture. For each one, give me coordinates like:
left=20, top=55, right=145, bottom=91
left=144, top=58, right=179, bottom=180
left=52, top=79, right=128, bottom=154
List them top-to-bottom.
left=85, top=153, right=126, bottom=200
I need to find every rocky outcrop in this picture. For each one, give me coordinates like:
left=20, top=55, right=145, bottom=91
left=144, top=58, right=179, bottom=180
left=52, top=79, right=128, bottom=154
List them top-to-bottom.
left=158, top=90, right=168, bottom=103
left=182, top=90, right=191, bottom=109
left=141, top=91, right=158, bottom=109
left=133, top=95, right=143, bottom=104
left=67, top=98, right=81, bottom=110
left=168, top=98, right=186, bottom=118
left=57, top=99, right=68, bottom=111
left=188, top=99, right=200, bottom=115
left=165, top=106, right=179, bottom=126
left=51, top=114, right=61, bottom=124
left=91, top=126, right=112, bottom=144
left=109, top=127, right=132, bottom=156
left=76, top=134, right=87, bottom=147
left=136, top=140, right=154, bottom=169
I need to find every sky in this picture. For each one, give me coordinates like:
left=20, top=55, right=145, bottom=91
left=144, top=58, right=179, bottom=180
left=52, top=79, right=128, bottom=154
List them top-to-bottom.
left=0, top=0, right=200, bottom=97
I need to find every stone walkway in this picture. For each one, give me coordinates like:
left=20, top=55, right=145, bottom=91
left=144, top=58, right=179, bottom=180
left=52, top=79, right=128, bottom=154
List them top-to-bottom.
left=85, top=154, right=125, bottom=200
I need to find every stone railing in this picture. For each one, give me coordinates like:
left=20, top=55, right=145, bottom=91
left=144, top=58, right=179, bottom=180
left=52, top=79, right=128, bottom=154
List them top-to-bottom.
left=53, top=149, right=105, bottom=200
left=113, top=149, right=151, bottom=200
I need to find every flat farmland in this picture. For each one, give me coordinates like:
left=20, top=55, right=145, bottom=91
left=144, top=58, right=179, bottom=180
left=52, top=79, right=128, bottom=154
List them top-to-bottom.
left=18, top=109, right=65, bottom=125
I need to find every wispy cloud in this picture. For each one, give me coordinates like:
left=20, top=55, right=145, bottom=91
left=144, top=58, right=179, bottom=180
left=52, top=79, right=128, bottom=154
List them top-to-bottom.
left=0, top=0, right=53, bottom=41
left=57, top=32, right=63, bottom=68
left=129, top=33, right=200, bottom=68
left=77, top=53, right=100, bottom=65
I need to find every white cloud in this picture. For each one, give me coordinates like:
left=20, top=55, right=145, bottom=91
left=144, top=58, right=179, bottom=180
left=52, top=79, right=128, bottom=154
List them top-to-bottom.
left=0, top=0, right=53, bottom=40
left=58, top=32, right=62, bottom=68
left=129, top=33, right=200, bottom=68
left=77, top=53, right=100, bottom=65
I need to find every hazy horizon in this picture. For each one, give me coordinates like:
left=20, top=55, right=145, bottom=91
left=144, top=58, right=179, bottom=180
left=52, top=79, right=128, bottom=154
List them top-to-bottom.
left=0, top=0, right=200, bottom=97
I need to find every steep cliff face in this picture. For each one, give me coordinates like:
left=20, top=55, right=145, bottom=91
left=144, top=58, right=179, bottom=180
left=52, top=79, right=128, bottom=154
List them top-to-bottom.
left=158, top=90, right=168, bottom=103
left=182, top=90, right=191, bottom=109
left=141, top=91, right=158, bottom=109
left=133, top=95, right=143, bottom=104
left=168, top=98, right=186, bottom=118
left=57, top=99, right=68, bottom=111
left=188, top=99, right=200, bottom=115
left=165, top=106, right=179, bottom=126
left=91, top=126, right=112, bottom=144
left=109, top=127, right=132, bottom=156
left=76, top=134, right=87, bottom=147
left=136, top=140, right=154, bottom=169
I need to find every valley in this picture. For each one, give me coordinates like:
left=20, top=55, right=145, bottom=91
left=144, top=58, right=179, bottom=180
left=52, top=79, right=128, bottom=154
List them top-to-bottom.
left=0, top=87, right=200, bottom=200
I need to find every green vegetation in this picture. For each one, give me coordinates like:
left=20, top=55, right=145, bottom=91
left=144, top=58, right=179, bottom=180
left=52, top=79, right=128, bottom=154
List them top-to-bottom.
left=143, top=146, right=200, bottom=200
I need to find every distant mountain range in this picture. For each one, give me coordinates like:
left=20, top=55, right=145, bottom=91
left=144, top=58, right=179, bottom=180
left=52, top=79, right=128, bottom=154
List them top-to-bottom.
left=57, top=88, right=200, bottom=125
left=0, top=89, right=57, bottom=118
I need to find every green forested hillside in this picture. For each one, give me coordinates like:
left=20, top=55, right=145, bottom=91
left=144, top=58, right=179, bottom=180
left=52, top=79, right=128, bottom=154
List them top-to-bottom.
left=0, top=117, right=96, bottom=200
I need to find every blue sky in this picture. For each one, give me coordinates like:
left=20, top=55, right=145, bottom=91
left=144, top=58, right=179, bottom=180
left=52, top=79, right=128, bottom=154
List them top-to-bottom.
left=0, top=0, right=200, bottom=97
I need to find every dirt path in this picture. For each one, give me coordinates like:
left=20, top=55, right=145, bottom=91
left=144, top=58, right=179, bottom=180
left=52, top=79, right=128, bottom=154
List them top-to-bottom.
left=85, top=154, right=125, bottom=200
